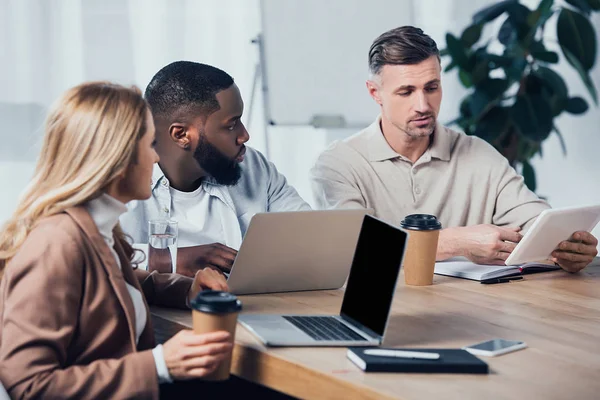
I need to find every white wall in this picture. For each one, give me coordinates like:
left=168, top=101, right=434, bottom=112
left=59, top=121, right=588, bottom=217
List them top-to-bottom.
left=0, top=0, right=262, bottom=224
left=1, top=0, right=599, bottom=244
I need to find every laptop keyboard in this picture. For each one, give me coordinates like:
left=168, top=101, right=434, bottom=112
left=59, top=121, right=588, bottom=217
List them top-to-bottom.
left=283, top=316, right=368, bottom=341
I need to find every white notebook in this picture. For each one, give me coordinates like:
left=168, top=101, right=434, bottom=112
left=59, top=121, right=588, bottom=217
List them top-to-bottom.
left=434, top=257, right=560, bottom=281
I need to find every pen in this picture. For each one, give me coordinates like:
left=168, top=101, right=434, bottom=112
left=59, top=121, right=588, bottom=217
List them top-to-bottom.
left=481, top=276, right=523, bottom=285
left=363, top=349, right=441, bottom=360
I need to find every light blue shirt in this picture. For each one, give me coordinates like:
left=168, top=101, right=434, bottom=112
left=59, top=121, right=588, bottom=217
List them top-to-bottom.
left=120, top=146, right=311, bottom=248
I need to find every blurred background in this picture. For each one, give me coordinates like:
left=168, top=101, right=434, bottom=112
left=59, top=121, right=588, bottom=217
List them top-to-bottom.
left=1, top=0, right=599, bottom=242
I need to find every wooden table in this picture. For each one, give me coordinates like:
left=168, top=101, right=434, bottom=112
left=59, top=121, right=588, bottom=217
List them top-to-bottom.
left=152, top=260, right=600, bottom=400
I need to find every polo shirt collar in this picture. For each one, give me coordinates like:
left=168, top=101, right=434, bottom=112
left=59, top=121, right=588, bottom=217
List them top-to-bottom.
left=366, top=116, right=403, bottom=162
left=367, top=116, right=451, bottom=162
left=428, top=123, right=452, bottom=161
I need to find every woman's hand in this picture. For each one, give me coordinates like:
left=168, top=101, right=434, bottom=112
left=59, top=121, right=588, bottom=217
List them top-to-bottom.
left=162, top=330, right=232, bottom=380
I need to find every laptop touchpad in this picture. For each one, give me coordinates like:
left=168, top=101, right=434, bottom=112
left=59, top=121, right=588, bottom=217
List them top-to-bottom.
left=239, top=315, right=313, bottom=342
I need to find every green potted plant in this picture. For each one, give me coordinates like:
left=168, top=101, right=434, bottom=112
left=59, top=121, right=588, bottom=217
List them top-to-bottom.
left=442, top=0, right=599, bottom=192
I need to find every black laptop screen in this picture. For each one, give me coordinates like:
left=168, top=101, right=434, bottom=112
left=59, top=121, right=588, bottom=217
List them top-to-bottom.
left=340, top=215, right=407, bottom=337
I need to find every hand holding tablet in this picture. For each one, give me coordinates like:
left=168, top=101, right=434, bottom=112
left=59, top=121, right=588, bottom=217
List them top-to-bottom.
left=504, top=205, right=600, bottom=268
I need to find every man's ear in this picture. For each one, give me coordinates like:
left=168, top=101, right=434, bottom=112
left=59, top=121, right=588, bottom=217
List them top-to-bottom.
left=366, top=79, right=383, bottom=105
left=169, top=123, right=191, bottom=149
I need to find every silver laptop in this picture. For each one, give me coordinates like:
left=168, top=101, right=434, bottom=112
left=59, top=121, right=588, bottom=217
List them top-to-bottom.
left=227, top=209, right=373, bottom=295
left=238, top=215, right=408, bottom=346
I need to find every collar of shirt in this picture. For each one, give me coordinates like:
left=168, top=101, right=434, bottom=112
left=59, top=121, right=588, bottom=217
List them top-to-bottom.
left=366, top=115, right=452, bottom=163
left=150, top=164, right=234, bottom=208
left=150, top=164, right=222, bottom=191
left=85, top=193, right=128, bottom=247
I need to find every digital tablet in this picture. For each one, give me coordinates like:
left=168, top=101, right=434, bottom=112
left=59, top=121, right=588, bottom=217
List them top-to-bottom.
left=505, top=205, right=600, bottom=266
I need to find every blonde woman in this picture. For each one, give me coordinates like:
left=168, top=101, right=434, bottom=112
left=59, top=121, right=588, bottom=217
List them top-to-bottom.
left=0, top=82, right=232, bottom=399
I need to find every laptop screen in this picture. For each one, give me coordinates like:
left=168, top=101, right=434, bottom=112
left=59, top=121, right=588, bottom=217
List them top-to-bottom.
left=340, top=215, right=407, bottom=337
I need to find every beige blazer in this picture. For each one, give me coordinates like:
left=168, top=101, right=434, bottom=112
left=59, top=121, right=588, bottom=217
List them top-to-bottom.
left=0, top=206, right=193, bottom=399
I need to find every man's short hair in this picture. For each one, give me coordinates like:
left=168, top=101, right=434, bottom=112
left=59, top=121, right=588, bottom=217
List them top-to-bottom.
left=368, top=26, right=440, bottom=76
left=145, top=61, right=234, bottom=121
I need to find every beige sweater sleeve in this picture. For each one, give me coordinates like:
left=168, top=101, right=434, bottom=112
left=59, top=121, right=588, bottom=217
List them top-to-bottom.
left=310, top=144, right=367, bottom=210
left=486, top=145, right=551, bottom=232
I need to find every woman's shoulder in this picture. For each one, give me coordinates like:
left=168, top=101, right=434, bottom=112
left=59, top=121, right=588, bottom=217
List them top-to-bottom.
left=7, top=213, right=88, bottom=276
left=32, top=213, right=86, bottom=243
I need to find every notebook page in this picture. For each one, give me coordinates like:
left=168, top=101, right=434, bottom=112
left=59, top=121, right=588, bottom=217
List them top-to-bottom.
left=434, top=258, right=520, bottom=281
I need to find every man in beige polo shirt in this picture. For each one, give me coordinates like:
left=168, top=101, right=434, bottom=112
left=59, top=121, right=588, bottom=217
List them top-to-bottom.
left=310, top=26, right=597, bottom=273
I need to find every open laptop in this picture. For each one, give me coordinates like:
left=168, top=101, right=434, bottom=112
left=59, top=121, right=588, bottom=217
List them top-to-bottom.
left=227, top=209, right=373, bottom=295
left=238, top=215, right=408, bottom=346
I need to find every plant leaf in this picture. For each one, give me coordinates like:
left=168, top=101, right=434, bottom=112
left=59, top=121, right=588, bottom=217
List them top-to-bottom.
left=473, top=0, right=518, bottom=24
left=528, top=0, right=554, bottom=27
left=565, top=0, right=592, bottom=15
left=587, top=0, right=600, bottom=10
left=506, top=2, right=531, bottom=26
left=501, top=3, right=533, bottom=44
left=557, top=8, right=597, bottom=71
left=498, top=17, right=517, bottom=45
left=461, top=24, right=483, bottom=47
left=446, top=33, right=470, bottom=69
left=529, top=41, right=546, bottom=52
left=561, top=46, right=599, bottom=105
left=531, top=50, right=559, bottom=63
left=480, top=53, right=514, bottom=69
left=504, top=57, right=528, bottom=81
left=444, top=60, right=457, bottom=72
left=471, top=61, right=490, bottom=85
left=533, top=66, right=569, bottom=115
left=534, top=67, right=568, bottom=98
left=459, top=68, right=473, bottom=88
left=465, top=78, right=509, bottom=120
left=480, top=78, right=510, bottom=99
left=469, top=89, right=492, bottom=117
left=511, top=94, right=554, bottom=141
left=460, top=96, right=473, bottom=118
left=565, top=96, right=589, bottom=114
left=474, top=107, right=512, bottom=142
left=553, top=125, right=567, bottom=156
left=521, top=160, right=537, bottom=192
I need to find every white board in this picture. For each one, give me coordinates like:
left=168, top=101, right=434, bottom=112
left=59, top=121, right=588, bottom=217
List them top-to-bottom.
left=260, top=0, right=415, bottom=127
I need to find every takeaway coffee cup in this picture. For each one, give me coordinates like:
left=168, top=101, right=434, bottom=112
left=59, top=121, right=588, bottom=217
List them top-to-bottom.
left=400, top=214, right=442, bottom=286
left=190, top=290, right=242, bottom=381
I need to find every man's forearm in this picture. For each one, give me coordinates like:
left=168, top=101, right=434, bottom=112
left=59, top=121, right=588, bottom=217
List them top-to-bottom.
left=436, top=227, right=464, bottom=261
left=146, top=246, right=201, bottom=277
left=148, top=247, right=173, bottom=273
left=176, top=247, right=200, bottom=278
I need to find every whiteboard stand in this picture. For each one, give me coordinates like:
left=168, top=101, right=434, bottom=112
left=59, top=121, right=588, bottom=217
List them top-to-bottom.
left=247, top=34, right=274, bottom=159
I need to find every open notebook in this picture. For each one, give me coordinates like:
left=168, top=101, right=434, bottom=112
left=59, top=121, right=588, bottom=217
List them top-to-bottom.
left=434, top=257, right=560, bottom=281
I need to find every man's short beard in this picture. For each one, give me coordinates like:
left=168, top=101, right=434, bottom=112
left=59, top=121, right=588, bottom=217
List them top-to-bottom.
left=397, top=117, right=436, bottom=139
left=403, top=125, right=435, bottom=138
left=193, top=134, right=242, bottom=186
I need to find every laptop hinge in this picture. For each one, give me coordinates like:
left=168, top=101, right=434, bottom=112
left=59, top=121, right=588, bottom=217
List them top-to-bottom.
left=339, top=314, right=382, bottom=342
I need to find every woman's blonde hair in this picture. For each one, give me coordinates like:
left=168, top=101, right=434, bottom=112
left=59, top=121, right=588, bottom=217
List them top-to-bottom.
left=0, top=82, right=149, bottom=277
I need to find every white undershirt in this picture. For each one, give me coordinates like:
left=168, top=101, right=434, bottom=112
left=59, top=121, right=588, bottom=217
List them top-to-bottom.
left=169, top=185, right=228, bottom=247
left=85, top=194, right=172, bottom=384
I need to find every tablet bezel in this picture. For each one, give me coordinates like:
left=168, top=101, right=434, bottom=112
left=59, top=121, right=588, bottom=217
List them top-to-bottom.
left=505, top=205, right=600, bottom=266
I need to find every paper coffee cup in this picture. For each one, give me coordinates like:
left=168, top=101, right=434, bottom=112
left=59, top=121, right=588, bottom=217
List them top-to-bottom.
left=400, top=214, right=442, bottom=286
left=190, top=291, right=242, bottom=381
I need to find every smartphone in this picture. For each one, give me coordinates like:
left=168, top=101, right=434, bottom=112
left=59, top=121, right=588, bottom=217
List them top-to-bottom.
left=463, top=339, right=527, bottom=357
